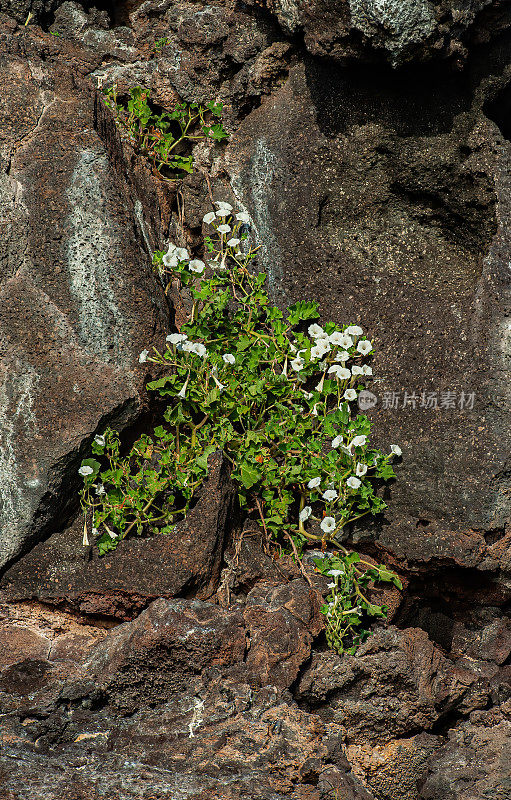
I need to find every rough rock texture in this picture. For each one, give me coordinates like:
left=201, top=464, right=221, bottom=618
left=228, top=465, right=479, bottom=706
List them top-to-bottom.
left=244, top=0, right=510, bottom=65
left=0, top=1, right=510, bottom=798
left=0, top=22, right=169, bottom=570
left=228, top=52, right=511, bottom=587
left=0, top=452, right=235, bottom=619
left=0, top=594, right=373, bottom=800
left=296, top=626, right=488, bottom=744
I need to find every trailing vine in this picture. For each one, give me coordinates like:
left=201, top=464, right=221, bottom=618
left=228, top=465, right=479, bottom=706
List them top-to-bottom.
left=102, top=85, right=228, bottom=177
left=78, top=200, right=402, bottom=654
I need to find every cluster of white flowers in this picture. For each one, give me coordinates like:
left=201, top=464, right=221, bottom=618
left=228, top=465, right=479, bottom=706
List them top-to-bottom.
left=202, top=201, right=251, bottom=269
left=160, top=242, right=206, bottom=277
left=163, top=243, right=190, bottom=269
left=283, top=323, right=374, bottom=417
left=306, top=324, right=372, bottom=372
left=162, top=332, right=239, bottom=400
left=299, top=423, right=374, bottom=537
left=324, top=567, right=362, bottom=621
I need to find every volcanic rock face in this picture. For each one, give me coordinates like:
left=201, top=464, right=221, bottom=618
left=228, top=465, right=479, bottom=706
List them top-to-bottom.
left=0, top=0, right=510, bottom=798
left=0, top=23, right=169, bottom=570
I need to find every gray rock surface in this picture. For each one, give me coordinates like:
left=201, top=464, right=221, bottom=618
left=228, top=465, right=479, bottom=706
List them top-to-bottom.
left=0, top=32, right=168, bottom=570
left=227, top=58, right=511, bottom=578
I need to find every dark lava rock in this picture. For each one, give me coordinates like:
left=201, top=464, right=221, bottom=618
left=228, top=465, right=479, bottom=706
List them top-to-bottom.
left=0, top=32, right=168, bottom=570
left=0, top=453, right=235, bottom=619
left=296, top=626, right=487, bottom=744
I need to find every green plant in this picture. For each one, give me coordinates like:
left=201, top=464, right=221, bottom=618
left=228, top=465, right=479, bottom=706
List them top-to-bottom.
left=152, top=36, right=169, bottom=55
left=102, top=85, right=228, bottom=177
left=78, top=200, right=402, bottom=652
left=314, top=552, right=401, bottom=655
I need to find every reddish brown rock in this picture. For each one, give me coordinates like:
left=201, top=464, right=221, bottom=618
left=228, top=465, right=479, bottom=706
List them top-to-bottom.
left=0, top=453, right=235, bottom=620
left=243, top=579, right=324, bottom=688
left=84, top=597, right=247, bottom=710
left=296, top=626, right=486, bottom=744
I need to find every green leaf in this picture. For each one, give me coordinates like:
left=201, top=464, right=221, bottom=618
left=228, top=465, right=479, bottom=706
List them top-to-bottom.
left=286, top=300, right=320, bottom=325
left=196, top=445, right=217, bottom=471
left=239, top=462, right=261, bottom=489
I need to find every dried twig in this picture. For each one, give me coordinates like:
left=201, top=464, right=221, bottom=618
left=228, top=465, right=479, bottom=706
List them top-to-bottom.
left=284, top=532, right=313, bottom=587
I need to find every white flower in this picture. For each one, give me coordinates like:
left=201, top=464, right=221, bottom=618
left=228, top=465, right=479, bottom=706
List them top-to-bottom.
left=214, top=201, right=233, bottom=212
left=215, top=208, right=229, bottom=218
left=203, top=211, right=216, bottom=224
left=236, top=211, right=250, bottom=223
left=217, top=224, right=231, bottom=234
left=227, top=238, right=240, bottom=248
left=176, top=247, right=189, bottom=261
left=162, top=252, right=179, bottom=267
left=189, top=259, right=205, bottom=273
left=308, top=324, right=325, bottom=339
left=345, top=325, right=363, bottom=337
left=328, top=331, right=345, bottom=346
left=167, top=333, right=187, bottom=345
left=338, top=334, right=353, bottom=349
left=311, top=338, right=330, bottom=357
left=357, top=340, right=372, bottom=355
left=181, top=341, right=195, bottom=352
left=191, top=343, right=208, bottom=358
left=139, top=349, right=149, bottom=363
left=335, top=351, right=350, bottom=362
left=223, top=353, right=235, bottom=364
left=290, top=357, right=305, bottom=372
left=328, top=365, right=350, bottom=380
left=351, top=365, right=364, bottom=376
left=362, top=365, right=373, bottom=376
left=211, top=372, right=225, bottom=392
left=177, top=373, right=190, bottom=399
left=315, top=373, right=326, bottom=392
left=344, top=389, right=357, bottom=401
left=301, top=391, right=313, bottom=400
left=311, top=404, right=319, bottom=416
left=94, top=435, right=105, bottom=447
left=331, top=435, right=343, bottom=448
left=352, top=435, right=367, bottom=447
left=340, top=444, right=353, bottom=456
left=390, top=444, right=402, bottom=457
left=356, top=463, right=368, bottom=477
left=78, top=466, right=93, bottom=477
left=308, top=476, right=321, bottom=489
left=347, top=476, right=361, bottom=489
left=95, top=484, right=106, bottom=496
left=322, top=489, right=338, bottom=501
left=299, top=506, right=312, bottom=522
left=320, top=516, right=336, bottom=534
left=106, top=527, right=117, bottom=539
left=327, top=568, right=344, bottom=577
left=327, top=582, right=336, bottom=589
